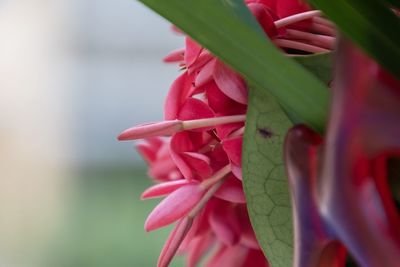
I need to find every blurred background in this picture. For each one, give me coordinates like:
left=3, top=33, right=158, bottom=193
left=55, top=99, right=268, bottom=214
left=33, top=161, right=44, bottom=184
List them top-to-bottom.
left=0, top=0, right=185, bottom=266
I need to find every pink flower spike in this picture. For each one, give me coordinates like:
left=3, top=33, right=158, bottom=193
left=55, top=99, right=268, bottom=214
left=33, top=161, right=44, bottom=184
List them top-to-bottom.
left=213, top=60, right=248, bottom=104
left=117, top=120, right=182, bottom=141
left=141, top=180, right=194, bottom=199
left=145, top=184, right=205, bottom=231
left=158, top=217, right=193, bottom=267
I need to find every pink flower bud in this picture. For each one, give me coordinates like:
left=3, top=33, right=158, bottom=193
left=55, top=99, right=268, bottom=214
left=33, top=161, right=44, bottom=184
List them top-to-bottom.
left=118, top=120, right=182, bottom=140
left=141, top=180, right=193, bottom=200
left=145, top=184, right=205, bottom=232
left=158, top=217, right=193, bottom=267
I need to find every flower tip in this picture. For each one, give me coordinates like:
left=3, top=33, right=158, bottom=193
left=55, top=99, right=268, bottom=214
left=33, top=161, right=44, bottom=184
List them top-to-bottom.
left=117, top=120, right=182, bottom=141
left=117, top=130, right=131, bottom=141
left=144, top=184, right=205, bottom=232
left=144, top=217, right=158, bottom=232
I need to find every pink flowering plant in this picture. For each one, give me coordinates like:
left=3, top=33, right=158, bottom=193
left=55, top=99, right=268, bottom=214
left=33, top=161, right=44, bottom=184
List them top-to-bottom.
left=119, top=0, right=400, bottom=266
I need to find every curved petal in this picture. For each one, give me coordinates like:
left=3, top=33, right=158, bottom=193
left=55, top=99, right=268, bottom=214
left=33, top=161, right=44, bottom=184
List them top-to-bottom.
left=248, top=2, right=279, bottom=38
left=185, top=37, right=203, bottom=69
left=163, top=48, right=185, bottom=63
left=195, top=59, right=216, bottom=87
left=213, top=60, right=248, bottom=104
left=164, top=72, right=195, bottom=120
left=205, top=80, right=246, bottom=115
left=178, top=98, right=215, bottom=122
left=215, top=122, right=245, bottom=140
left=170, top=132, right=206, bottom=180
left=222, top=136, right=243, bottom=166
left=181, top=152, right=213, bottom=178
left=231, top=164, right=243, bottom=180
left=215, top=176, right=246, bottom=203
left=141, top=180, right=194, bottom=199
left=145, top=184, right=205, bottom=231
left=209, top=201, right=241, bottom=246
left=186, top=233, right=214, bottom=267
left=206, top=245, right=249, bottom=267
left=243, top=249, right=269, bottom=267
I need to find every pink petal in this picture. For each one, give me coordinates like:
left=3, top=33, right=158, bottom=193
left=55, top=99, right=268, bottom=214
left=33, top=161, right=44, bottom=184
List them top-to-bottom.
left=246, top=0, right=277, bottom=11
left=276, top=0, right=310, bottom=18
left=248, top=3, right=279, bottom=38
left=170, top=25, right=184, bottom=34
left=185, top=37, right=203, bottom=68
left=163, top=48, right=185, bottom=63
left=189, top=51, right=214, bottom=73
left=194, top=59, right=216, bottom=87
left=213, top=60, right=248, bottom=104
left=164, top=72, right=195, bottom=120
left=205, top=80, right=245, bottom=114
left=178, top=98, right=215, bottom=122
left=118, top=120, right=182, bottom=140
left=215, top=122, right=245, bottom=140
left=170, top=132, right=197, bottom=180
left=222, top=136, right=243, bottom=166
left=135, top=137, right=164, bottom=163
left=136, top=143, right=157, bottom=163
left=208, top=145, right=230, bottom=172
left=181, top=152, right=213, bottom=178
left=148, top=156, right=179, bottom=180
left=231, top=164, right=243, bottom=180
left=215, top=175, right=246, bottom=203
left=141, top=180, right=193, bottom=199
left=145, top=184, right=205, bottom=231
left=209, top=201, right=241, bottom=246
left=237, top=205, right=261, bottom=249
left=178, top=208, right=210, bottom=251
left=158, top=217, right=193, bottom=267
left=187, top=233, right=214, bottom=267
left=206, top=245, right=249, bottom=267
left=243, top=249, right=269, bottom=267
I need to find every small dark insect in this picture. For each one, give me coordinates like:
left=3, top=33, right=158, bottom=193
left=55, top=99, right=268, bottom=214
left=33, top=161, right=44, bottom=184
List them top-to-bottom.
left=257, top=127, right=273, bottom=139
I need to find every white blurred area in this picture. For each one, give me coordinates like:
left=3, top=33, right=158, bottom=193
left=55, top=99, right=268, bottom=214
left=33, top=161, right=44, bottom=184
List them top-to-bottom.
left=0, top=0, right=182, bottom=265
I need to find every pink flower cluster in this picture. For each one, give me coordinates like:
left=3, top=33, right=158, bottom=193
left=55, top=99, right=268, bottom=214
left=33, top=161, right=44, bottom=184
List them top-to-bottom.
left=119, top=1, right=336, bottom=266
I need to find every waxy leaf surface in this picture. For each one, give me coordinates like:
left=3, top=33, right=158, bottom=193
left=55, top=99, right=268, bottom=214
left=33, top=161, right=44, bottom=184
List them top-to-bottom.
left=243, top=53, right=332, bottom=267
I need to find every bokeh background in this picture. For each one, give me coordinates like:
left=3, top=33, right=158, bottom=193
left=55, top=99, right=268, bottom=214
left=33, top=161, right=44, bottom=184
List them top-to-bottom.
left=0, top=0, right=185, bottom=266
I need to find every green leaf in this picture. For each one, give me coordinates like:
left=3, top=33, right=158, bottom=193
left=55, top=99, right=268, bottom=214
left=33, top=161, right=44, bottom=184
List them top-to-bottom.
left=138, top=0, right=330, bottom=133
left=308, top=0, right=400, bottom=79
left=243, top=52, right=333, bottom=266
left=293, top=53, right=333, bottom=85
left=243, top=87, right=294, bottom=267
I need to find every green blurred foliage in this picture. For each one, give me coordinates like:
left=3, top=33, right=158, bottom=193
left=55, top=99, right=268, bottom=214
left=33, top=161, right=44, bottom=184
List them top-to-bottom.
left=45, top=166, right=184, bottom=267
